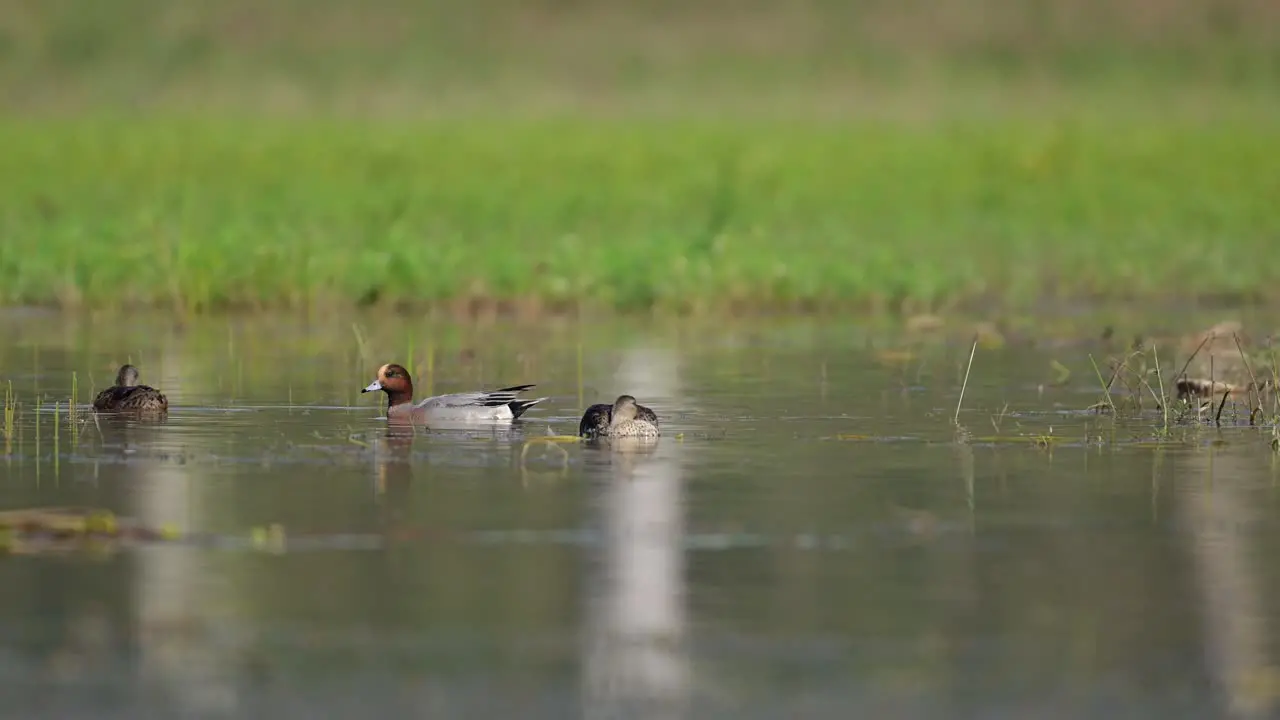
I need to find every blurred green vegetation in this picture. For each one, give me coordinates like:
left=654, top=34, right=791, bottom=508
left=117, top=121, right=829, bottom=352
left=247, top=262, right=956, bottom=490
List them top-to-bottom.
left=0, top=0, right=1276, bottom=312
left=1, top=0, right=1277, bottom=117
left=1, top=0, right=1276, bottom=116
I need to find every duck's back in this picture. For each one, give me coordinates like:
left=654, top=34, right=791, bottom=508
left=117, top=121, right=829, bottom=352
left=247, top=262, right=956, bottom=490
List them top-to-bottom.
left=94, top=385, right=168, bottom=412
left=578, top=402, right=660, bottom=437
left=610, top=418, right=661, bottom=439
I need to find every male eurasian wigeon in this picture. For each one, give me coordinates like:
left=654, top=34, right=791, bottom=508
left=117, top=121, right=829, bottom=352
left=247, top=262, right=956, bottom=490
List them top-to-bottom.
left=362, top=363, right=547, bottom=423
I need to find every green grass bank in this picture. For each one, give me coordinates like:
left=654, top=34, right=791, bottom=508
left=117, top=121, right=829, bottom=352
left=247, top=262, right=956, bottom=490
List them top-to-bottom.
left=1, top=0, right=1278, bottom=314
left=2, top=117, right=1277, bottom=314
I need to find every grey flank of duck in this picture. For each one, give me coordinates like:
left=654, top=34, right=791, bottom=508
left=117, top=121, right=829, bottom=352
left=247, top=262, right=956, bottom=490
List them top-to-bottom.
left=361, top=363, right=547, bottom=423
left=92, top=364, right=169, bottom=412
left=579, top=394, right=660, bottom=438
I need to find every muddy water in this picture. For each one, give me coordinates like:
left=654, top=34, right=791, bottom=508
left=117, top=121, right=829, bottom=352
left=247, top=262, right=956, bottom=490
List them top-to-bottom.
left=2, top=310, right=1280, bottom=719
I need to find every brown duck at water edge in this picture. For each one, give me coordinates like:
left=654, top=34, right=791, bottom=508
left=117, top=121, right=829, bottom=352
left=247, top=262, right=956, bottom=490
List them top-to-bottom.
left=92, top=364, right=169, bottom=412
left=579, top=395, right=660, bottom=438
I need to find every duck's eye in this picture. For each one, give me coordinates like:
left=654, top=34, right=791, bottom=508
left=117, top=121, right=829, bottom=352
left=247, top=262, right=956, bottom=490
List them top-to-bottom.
left=384, top=370, right=398, bottom=378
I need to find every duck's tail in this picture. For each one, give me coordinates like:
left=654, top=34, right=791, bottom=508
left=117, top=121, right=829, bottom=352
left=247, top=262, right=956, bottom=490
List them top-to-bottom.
left=481, top=384, right=548, bottom=420
left=508, top=396, right=549, bottom=420
left=577, top=403, right=612, bottom=437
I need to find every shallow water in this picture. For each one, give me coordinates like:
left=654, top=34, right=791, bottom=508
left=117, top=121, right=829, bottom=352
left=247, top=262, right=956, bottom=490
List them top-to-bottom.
left=3, top=310, right=1280, bottom=719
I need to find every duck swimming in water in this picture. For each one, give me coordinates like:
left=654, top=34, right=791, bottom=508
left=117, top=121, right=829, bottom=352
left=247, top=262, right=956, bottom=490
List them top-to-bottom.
left=362, top=363, right=547, bottom=423
left=92, top=364, right=168, bottom=413
left=578, top=394, right=660, bottom=438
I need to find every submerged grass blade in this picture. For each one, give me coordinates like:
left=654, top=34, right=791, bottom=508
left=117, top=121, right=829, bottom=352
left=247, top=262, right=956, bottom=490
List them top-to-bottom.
left=1231, top=332, right=1262, bottom=420
left=1174, top=333, right=1214, bottom=384
left=954, top=335, right=978, bottom=426
left=1153, top=344, right=1169, bottom=432
left=1087, top=354, right=1117, bottom=414
left=3, top=381, right=15, bottom=455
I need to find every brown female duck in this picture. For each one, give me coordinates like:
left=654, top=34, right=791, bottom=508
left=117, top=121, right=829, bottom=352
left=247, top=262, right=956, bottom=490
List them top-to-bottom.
left=93, top=364, right=168, bottom=412
left=578, top=395, right=660, bottom=438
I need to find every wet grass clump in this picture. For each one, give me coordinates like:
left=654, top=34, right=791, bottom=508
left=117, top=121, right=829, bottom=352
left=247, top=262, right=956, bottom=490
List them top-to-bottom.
left=1, top=117, right=1278, bottom=314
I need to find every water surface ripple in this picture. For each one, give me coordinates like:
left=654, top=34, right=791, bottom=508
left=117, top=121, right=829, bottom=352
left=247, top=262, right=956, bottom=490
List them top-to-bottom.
left=2, top=314, right=1279, bottom=719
